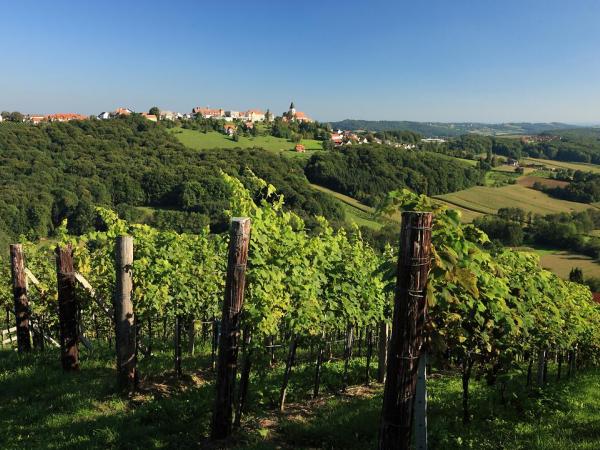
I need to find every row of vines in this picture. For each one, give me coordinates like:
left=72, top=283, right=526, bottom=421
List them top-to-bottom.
left=2, top=171, right=600, bottom=435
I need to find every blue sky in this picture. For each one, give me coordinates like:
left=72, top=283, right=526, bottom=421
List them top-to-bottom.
left=1, top=0, right=599, bottom=123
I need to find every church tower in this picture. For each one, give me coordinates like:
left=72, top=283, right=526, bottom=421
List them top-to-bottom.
left=289, top=101, right=296, bottom=116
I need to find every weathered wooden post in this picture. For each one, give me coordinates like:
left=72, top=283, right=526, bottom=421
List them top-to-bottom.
left=379, top=212, right=432, bottom=450
left=211, top=217, right=251, bottom=440
left=115, top=236, right=136, bottom=392
left=10, top=244, right=31, bottom=353
left=56, top=244, right=79, bottom=371
left=174, top=314, right=183, bottom=377
left=377, top=321, right=389, bottom=383
left=414, top=352, right=428, bottom=450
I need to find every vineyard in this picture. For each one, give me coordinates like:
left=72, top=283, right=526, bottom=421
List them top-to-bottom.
left=2, top=172, right=600, bottom=449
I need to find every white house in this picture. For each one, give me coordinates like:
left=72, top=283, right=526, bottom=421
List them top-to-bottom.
left=97, top=112, right=111, bottom=119
left=0, top=113, right=3, bottom=122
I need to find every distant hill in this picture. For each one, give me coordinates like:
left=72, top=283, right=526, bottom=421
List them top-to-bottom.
left=328, top=120, right=578, bottom=137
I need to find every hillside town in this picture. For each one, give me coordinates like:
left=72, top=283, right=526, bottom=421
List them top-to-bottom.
left=0, top=102, right=433, bottom=149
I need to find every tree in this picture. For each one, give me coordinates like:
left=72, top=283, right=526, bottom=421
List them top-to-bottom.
left=149, top=106, right=160, bottom=118
left=8, top=111, right=24, bottom=122
left=569, top=267, right=584, bottom=284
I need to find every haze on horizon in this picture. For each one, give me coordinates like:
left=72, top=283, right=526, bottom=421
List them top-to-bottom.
left=1, top=0, right=599, bottom=124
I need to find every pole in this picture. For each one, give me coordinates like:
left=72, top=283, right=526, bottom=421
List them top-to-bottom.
left=379, top=212, right=432, bottom=450
left=211, top=217, right=251, bottom=440
left=114, top=236, right=136, bottom=392
left=10, top=244, right=31, bottom=352
left=56, top=244, right=79, bottom=371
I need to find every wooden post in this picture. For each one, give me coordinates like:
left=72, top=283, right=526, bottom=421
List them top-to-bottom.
left=379, top=212, right=432, bottom=450
left=211, top=217, right=251, bottom=440
left=114, top=236, right=136, bottom=392
left=10, top=244, right=31, bottom=353
left=56, top=244, right=79, bottom=371
left=174, top=315, right=182, bottom=377
left=377, top=321, right=389, bottom=383
left=414, top=352, right=428, bottom=450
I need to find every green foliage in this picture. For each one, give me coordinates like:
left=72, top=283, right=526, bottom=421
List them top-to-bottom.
left=0, top=118, right=344, bottom=240
left=305, top=146, right=483, bottom=206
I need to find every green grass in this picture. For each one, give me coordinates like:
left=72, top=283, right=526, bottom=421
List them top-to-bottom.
left=169, top=128, right=323, bottom=159
left=523, top=157, right=600, bottom=174
left=309, top=183, right=400, bottom=229
left=435, top=183, right=590, bottom=217
left=517, top=246, right=600, bottom=279
left=2, top=344, right=600, bottom=449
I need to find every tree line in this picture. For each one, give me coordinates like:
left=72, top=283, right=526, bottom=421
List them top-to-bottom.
left=0, top=116, right=345, bottom=251
left=304, top=145, right=483, bottom=206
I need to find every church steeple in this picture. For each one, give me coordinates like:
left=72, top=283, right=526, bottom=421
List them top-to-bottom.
left=289, top=101, right=296, bottom=116
left=289, top=101, right=295, bottom=109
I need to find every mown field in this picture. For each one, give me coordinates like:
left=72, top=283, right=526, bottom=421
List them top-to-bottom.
left=169, top=128, right=322, bottom=158
left=523, top=157, right=600, bottom=174
left=435, top=183, right=590, bottom=217
left=535, top=248, right=600, bottom=279
left=1, top=344, right=599, bottom=449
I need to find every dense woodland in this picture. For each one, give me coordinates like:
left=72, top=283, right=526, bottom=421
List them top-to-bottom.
left=0, top=117, right=343, bottom=249
left=305, top=146, right=483, bottom=206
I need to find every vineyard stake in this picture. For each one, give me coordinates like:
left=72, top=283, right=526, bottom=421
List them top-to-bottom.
left=379, top=211, right=432, bottom=450
left=211, top=217, right=251, bottom=440
left=114, top=236, right=136, bottom=392
left=10, top=244, right=31, bottom=353
left=56, top=244, right=79, bottom=371
left=377, top=321, right=389, bottom=383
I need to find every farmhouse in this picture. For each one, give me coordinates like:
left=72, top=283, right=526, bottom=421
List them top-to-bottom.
left=193, top=106, right=267, bottom=122
left=114, top=107, right=133, bottom=116
left=193, top=107, right=225, bottom=118
left=160, top=110, right=183, bottom=120
left=46, top=113, right=87, bottom=122
left=141, top=113, right=158, bottom=122
left=28, top=115, right=47, bottom=124
left=223, top=123, right=237, bottom=135
left=295, top=144, right=306, bottom=153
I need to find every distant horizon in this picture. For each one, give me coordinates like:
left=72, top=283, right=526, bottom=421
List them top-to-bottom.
left=2, top=105, right=599, bottom=128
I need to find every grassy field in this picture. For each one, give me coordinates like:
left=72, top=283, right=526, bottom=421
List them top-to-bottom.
left=169, top=128, right=322, bottom=159
left=523, top=157, right=600, bottom=174
left=309, top=183, right=400, bottom=229
left=435, top=183, right=590, bottom=217
left=538, top=250, right=600, bottom=279
left=2, top=343, right=600, bottom=449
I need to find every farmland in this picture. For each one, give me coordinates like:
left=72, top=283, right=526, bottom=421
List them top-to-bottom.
left=169, top=128, right=323, bottom=158
left=523, top=157, right=600, bottom=174
left=435, top=183, right=590, bottom=217
left=534, top=248, right=600, bottom=279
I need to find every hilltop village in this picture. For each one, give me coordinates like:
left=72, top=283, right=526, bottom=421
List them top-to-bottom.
left=0, top=102, right=424, bottom=149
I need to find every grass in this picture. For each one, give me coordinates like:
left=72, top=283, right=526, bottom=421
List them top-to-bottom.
left=169, top=128, right=323, bottom=159
left=523, top=157, right=600, bottom=174
left=309, top=183, right=400, bottom=229
left=435, top=183, right=590, bottom=217
left=517, top=246, right=600, bottom=279
left=2, top=343, right=600, bottom=449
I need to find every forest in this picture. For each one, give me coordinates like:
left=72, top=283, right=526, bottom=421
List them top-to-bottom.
left=0, top=117, right=344, bottom=250
left=304, top=145, right=483, bottom=206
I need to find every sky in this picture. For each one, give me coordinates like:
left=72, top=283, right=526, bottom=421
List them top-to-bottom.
left=1, top=0, right=599, bottom=123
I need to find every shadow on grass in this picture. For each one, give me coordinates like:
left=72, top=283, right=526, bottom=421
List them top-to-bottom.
left=0, top=346, right=214, bottom=449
